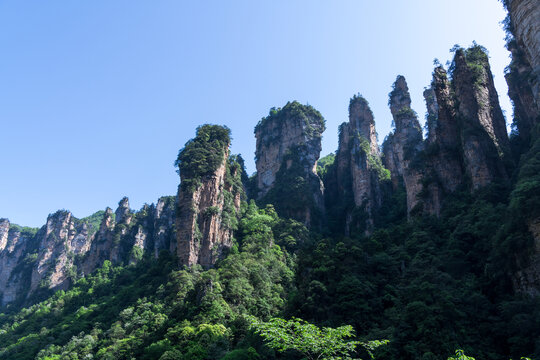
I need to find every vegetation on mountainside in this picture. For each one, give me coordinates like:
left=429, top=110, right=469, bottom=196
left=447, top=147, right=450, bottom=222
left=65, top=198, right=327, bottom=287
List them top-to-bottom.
left=254, top=101, right=325, bottom=142
left=175, top=125, right=231, bottom=192
left=316, top=153, right=335, bottom=179
left=0, top=202, right=302, bottom=360
left=249, top=316, right=388, bottom=360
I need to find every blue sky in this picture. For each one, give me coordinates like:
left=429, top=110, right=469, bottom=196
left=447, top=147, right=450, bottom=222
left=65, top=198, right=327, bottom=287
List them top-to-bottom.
left=0, top=1, right=511, bottom=227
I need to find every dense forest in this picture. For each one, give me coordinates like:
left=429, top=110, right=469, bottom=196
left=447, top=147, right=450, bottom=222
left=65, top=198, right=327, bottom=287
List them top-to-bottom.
left=1, top=1, right=540, bottom=359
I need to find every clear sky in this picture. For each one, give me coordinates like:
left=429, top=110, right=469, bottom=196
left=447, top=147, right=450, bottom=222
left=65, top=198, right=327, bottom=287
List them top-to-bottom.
left=0, top=1, right=511, bottom=227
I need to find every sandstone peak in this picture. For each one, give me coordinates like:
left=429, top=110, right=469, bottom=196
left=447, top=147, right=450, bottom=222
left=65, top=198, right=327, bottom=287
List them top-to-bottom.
left=254, top=101, right=325, bottom=227
left=176, top=125, right=243, bottom=267
left=115, top=197, right=131, bottom=224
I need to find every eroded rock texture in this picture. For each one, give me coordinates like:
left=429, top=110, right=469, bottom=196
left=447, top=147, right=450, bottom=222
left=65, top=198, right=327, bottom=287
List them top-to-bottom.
left=507, top=0, right=540, bottom=109
left=453, top=48, right=510, bottom=189
left=422, top=67, right=465, bottom=215
left=384, top=76, right=424, bottom=214
left=333, top=95, right=386, bottom=234
left=255, top=101, right=325, bottom=227
left=175, top=125, right=243, bottom=268
left=0, top=196, right=176, bottom=307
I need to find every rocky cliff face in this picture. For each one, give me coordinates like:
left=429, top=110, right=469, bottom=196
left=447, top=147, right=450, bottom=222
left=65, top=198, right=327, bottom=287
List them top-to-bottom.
left=505, top=0, right=540, bottom=297
left=507, top=0, right=540, bottom=110
left=452, top=47, right=510, bottom=189
left=421, top=67, right=465, bottom=215
left=383, top=76, right=424, bottom=214
left=333, top=95, right=387, bottom=234
left=254, top=101, right=325, bottom=227
left=175, top=125, right=243, bottom=268
left=0, top=196, right=176, bottom=307
left=28, top=211, right=91, bottom=295
left=0, top=220, right=35, bottom=305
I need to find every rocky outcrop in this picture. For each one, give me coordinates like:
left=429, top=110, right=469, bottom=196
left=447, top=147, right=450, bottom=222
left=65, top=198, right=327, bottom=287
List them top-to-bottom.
left=507, top=0, right=540, bottom=109
left=453, top=47, right=510, bottom=189
left=422, top=67, right=465, bottom=215
left=384, top=76, right=424, bottom=214
left=333, top=95, right=387, bottom=234
left=254, top=101, right=325, bottom=226
left=175, top=125, right=243, bottom=268
left=0, top=195, right=177, bottom=307
left=153, top=196, right=177, bottom=257
left=115, top=197, right=132, bottom=225
left=80, top=207, right=116, bottom=275
left=26, top=211, right=91, bottom=298
left=0, top=219, right=9, bottom=252
left=0, top=221, right=34, bottom=305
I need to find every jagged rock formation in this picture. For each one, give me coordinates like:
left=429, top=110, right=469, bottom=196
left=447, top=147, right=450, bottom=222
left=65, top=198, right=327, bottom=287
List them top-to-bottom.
left=504, top=0, right=540, bottom=297
left=506, top=0, right=540, bottom=110
left=409, top=47, right=512, bottom=216
left=452, top=47, right=510, bottom=189
left=421, top=67, right=465, bottom=215
left=383, top=76, right=424, bottom=214
left=331, top=95, right=387, bottom=234
left=254, top=101, right=325, bottom=227
left=175, top=125, right=244, bottom=268
left=0, top=196, right=176, bottom=307
left=115, top=197, right=132, bottom=225
left=28, top=211, right=91, bottom=295
left=0, top=220, right=36, bottom=305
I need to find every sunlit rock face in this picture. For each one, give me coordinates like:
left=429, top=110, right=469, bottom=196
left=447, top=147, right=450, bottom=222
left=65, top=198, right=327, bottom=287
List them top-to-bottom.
left=254, top=101, right=325, bottom=227
left=175, top=126, right=243, bottom=268
left=0, top=196, right=177, bottom=307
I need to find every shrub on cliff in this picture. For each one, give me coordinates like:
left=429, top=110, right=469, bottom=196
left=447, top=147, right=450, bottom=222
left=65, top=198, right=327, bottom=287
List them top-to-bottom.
left=175, top=124, right=231, bottom=191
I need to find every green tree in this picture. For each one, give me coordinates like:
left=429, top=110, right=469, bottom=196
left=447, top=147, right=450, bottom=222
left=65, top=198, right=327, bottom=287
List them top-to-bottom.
left=248, top=316, right=387, bottom=360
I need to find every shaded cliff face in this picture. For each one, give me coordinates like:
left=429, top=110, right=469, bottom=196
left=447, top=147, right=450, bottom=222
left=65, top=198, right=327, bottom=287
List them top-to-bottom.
left=505, top=0, right=540, bottom=297
left=507, top=0, right=540, bottom=108
left=452, top=47, right=510, bottom=189
left=422, top=67, right=465, bottom=215
left=384, top=76, right=424, bottom=214
left=332, top=95, right=388, bottom=234
left=254, top=101, right=325, bottom=227
left=175, top=125, right=243, bottom=268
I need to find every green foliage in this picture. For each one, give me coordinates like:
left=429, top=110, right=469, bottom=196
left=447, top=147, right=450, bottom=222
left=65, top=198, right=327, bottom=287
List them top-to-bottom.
left=349, top=94, right=373, bottom=117
left=254, top=101, right=325, bottom=141
left=175, top=125, right=231, bottom=192
left=357, top=136, right=391, bottom=181
left=260, top=145, right=323, bottom=227
left=317, top=153, right=336, bottom=179
left=0, top=202, right=299, bottom=360
left=80, top=210, right=105, bottom=236
left=8, top=224, right=39, bottom=238
left=249, top=316, right=388, bottom=360
left=448, top=349, right=476, bottom=360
